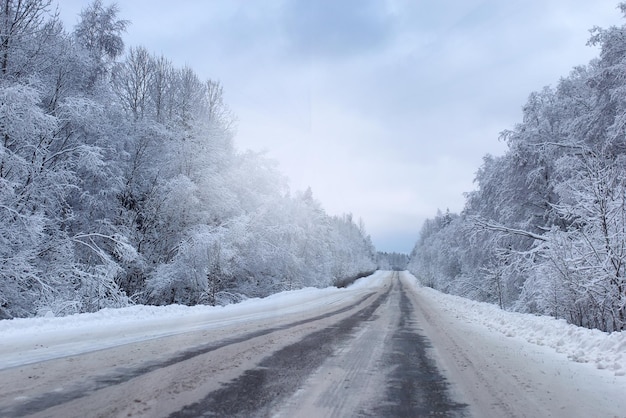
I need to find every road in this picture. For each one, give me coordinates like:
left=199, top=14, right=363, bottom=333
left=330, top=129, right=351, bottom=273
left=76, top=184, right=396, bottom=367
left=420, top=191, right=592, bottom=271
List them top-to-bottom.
left=0, top=271, right=468, bottom=417
left=1, top=271, right=625, bottom=417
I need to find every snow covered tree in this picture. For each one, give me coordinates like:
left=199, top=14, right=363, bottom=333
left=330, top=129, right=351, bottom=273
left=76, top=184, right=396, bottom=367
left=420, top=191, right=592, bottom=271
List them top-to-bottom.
left=0, top=0, right=378, bottom=318
left=0, top=0, right=57, bottom=78
left=73, top=0, right=127, bottom=86
left=409, top=4, right=626, bottom=331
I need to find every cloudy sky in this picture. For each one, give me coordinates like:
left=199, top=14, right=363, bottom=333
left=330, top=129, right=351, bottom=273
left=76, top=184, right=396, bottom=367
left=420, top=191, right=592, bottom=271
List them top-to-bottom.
left=60, top=1, right=623, bottom=253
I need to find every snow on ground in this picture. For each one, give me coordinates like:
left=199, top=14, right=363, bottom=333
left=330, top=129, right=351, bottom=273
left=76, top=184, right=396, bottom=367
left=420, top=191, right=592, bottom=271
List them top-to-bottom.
left=1, top=269, right=624, bottom=382
left=0, top=271, right=386, bottom=370
left=401, top=272, right=626, bottom=377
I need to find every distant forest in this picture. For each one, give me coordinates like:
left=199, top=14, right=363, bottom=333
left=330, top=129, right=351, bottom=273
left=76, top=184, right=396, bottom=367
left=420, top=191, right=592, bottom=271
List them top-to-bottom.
left=0, top=1, right=376, bottom=319
left=408, top=5, right=626, bottom=332
left=376, top=252, right=408, bottom=271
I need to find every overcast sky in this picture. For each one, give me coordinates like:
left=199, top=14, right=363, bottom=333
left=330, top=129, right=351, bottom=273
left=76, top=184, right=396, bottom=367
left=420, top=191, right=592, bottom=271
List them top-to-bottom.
left=60, top=1, right=624, bottom=253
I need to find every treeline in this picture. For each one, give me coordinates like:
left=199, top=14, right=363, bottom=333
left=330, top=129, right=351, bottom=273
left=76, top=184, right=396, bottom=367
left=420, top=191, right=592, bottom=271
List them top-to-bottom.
left=0, top=1, right=376, bottom=319
left=408, top=5, right=626, bottom=332
left=376, top=252, right=408, bottom=271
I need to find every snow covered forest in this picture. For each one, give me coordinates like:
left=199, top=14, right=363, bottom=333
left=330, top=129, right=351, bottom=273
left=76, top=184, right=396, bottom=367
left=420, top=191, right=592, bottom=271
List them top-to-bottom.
left=0, top=0, right=376, bottom=319
left=408, top=5, right=626, bottom=332
left=376, top=252, right=408, bottom=271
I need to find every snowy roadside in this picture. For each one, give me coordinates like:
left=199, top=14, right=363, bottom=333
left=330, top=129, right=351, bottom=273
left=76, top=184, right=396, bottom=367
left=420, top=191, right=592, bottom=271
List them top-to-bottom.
left=2, top=269, right=624, bottom=378
left=0, top=271, right=386, bottom=370
left=401, top=272, right=626, bottom=376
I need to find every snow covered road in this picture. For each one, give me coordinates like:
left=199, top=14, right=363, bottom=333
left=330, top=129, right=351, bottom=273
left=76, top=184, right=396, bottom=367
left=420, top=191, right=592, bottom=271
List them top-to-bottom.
left=0, top=271, right=625, bottom=417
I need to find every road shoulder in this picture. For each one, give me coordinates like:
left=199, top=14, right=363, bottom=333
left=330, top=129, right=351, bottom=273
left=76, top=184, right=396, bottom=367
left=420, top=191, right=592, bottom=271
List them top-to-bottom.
left=401, top=271, right=626, bottom=418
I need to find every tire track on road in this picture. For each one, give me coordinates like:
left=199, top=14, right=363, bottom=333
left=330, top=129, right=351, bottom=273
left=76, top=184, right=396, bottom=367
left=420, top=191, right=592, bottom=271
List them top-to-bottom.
left=171, top=272, right=467, bottom=418
left=271, top=272, right=467, bottom=418
left=371, top=277, right=467, bottom=417
left=169, top=285, right=393, bottom=417
left=0, top=291, right=377, bottom=417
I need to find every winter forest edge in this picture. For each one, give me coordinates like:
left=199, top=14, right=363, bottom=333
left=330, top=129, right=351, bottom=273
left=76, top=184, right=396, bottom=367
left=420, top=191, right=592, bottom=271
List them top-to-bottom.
left=0, top=0, right=377, bottom=319
left=3, top=0, right=626, bottom=339
left=408, top=3, right=626, bottom=333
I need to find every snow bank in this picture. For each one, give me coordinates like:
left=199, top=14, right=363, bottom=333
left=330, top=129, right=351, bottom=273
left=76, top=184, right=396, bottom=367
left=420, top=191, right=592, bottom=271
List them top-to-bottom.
left=6, top=269, right=622, bottom=378
left=0, top=272, right=383, bottom=369
left=402, top=272, right=626, bottom=376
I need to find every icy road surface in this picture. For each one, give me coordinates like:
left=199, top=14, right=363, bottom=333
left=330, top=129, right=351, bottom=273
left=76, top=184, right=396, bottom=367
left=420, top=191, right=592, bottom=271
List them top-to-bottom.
left=0, top=271, right=625, bottom=417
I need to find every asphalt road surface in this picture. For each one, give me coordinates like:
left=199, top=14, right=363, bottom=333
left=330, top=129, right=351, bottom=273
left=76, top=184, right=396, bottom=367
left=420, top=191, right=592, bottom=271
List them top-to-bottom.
left=0, top=271, right=468, bottom=417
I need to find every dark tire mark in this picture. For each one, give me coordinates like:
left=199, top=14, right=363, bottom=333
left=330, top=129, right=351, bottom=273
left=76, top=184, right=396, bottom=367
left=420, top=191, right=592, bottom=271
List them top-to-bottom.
left=371, top=276, right=467, bottom=417
left=169, top=286, right=393, bottom=417
left=0, top=291, right=376, bottom=417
